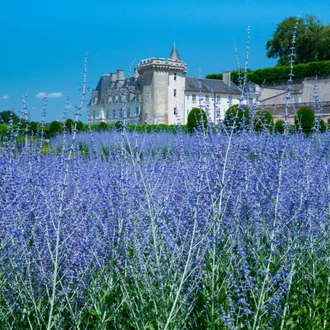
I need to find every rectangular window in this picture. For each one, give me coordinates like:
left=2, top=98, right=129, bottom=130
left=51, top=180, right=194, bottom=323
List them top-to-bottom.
left=174, top=73, right=177, bottom=81
left=174, top=89, right=177, bottom=97
left=186, top=94, right=189, bottom=100
left=192, top=94, right=196, bottom=103
left=205, top=95, right=209, bottom=103
left=216, top=95, right=221, bottom=103
left=174, top=107, right=177, bottom=115
left=113, top=109, right=116, bottom=118
left=106, top=110, right=109, bottom=119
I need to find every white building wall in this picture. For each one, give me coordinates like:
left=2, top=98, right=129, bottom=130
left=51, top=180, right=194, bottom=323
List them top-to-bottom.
left=152, top=71, right=169, bottom=124
left=168, top=72, right=185, bottom=124
left=184, top=92, right=239, bottom=123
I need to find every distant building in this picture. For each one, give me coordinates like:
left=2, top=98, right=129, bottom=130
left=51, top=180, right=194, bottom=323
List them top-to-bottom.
left=88, top=45, right=242, bottom=125
left=257, top=76, right=330, bottom=124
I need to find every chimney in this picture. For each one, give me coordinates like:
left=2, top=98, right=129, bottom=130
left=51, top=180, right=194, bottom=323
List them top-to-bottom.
left=134, top=67, right=138, bottom=78
left=117, top=69, right=124, bottom=80
left=223, top=71, right=231, bottom=87
left=110, top=72, right=117, bottom=82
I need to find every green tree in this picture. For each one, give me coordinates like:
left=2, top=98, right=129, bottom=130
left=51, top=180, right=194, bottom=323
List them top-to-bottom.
left=266, top=15, right=330, bottom=65
left=318, top=24, right=330, bottom=61
left=187, top=108, right=208, bottom=132
left=0, top=110, right=20, bottom=124
left=76, top=120, right=84, bottom=132
left=29, top=121, right=39, bottom=134
left=48, top=121, right=63, bottom=136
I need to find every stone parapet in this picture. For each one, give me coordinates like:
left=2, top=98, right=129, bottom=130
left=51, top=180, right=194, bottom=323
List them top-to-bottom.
left=137, top=57, right=187, bottom=74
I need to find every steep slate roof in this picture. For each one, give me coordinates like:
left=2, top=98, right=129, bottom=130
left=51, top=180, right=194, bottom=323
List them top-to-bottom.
left=169, top=44, right=181, bottom=61
left=89, top=74, right=111, bottom=106
left=90, top=74, right=139, bottom=106
left=121, top=76, right=139, bottom=90
left=185, top=77, right=241, bottom=95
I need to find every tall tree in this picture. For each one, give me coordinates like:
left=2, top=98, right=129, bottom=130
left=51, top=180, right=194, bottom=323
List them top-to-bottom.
left=266, top=15, right=330, bottom=65
left=0, top=110, right=20, bottom=124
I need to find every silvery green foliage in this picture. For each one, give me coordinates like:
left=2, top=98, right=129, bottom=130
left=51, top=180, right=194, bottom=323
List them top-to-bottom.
left=1, top=129, right=330, bottom=329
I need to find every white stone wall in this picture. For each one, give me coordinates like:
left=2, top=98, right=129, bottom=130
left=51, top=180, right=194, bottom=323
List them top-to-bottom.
left=152, top=71, right=169, bottom=124
left=168, top=72, right=185, bottom=124
left=301, top=78, right=330, bottom=103
left=184, top=92, right=239, bottom=123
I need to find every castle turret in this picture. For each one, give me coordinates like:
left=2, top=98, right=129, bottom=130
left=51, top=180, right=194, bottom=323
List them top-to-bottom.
left=169, top=43, right=181, bottom=61
left=137, top=45, right=187, bottom=124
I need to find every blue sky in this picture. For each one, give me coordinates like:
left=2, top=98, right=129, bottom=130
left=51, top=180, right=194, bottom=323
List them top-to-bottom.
left=1, top=0, right=330, bottom=123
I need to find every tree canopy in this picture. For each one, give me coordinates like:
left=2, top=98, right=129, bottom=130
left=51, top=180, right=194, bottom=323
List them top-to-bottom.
left=266, top=15, right=330, bottom=65
left=0, top=110, right=20, bottom=124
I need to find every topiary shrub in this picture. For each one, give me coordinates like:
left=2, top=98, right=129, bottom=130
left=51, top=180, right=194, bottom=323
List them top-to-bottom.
left=224, top=104, right=250, bottom=130
left=295, top=107, right=315, bottom=134
left=187, top=108, right=208, bottom=132
left=254, top=110, right=274, bottom=132
left=65, top=118, right=74, bottom=132
left=315, top=118, right=326, bottom=132
left=275, top=120, right=285, bottom=133
left=114, top=121, right=124, bottom=131
left=98, top=122, right=108, bottom=131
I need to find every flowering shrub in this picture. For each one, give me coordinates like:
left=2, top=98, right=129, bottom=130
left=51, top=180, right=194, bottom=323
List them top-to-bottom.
left=1, top=128, right=330, bottom=329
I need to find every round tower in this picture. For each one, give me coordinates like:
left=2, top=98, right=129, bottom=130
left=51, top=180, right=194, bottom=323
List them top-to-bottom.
left=137, top=45, right=187, bottom=124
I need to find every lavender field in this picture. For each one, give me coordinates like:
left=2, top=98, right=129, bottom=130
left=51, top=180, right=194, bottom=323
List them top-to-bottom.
left=1, top=128, right=330, bottom=329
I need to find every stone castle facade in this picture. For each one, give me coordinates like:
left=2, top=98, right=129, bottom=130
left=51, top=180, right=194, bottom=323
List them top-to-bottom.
left=88, top=45, right=242, bottom=125
left=258, top=76, right=330, bottom=124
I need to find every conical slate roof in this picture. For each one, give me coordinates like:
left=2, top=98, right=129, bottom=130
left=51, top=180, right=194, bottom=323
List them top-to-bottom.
left=169, top=44, right=181, bottom=61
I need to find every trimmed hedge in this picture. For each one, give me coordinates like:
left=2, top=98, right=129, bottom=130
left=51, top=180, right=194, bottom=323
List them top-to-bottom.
left=206, top=60, right=330, bottom=85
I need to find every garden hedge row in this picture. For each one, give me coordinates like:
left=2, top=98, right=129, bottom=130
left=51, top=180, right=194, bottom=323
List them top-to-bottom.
left=206, top=60, right=330, bottom=85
